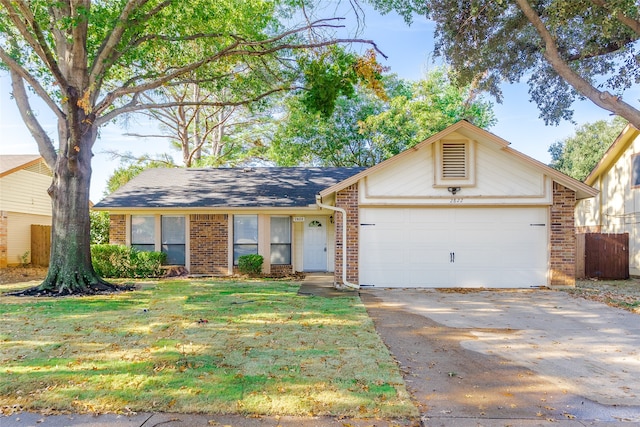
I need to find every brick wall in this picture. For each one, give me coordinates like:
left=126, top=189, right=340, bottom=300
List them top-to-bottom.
left=550, top=182, right=576, bottom=287
left=335, top=184, right=359, bottom=285
left=0, top=211, right=7, bottom=268
left=190, top=214, right=228, bottom=275
left=109, top=215, right=126, bottom=245
left=269, top=264, right=293, bottom=277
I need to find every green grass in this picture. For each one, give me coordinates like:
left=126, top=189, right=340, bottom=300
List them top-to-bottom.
left=0, top=280, right=417, bottom=418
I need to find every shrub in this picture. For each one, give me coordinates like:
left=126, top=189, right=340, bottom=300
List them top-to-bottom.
left=92, top=244, right=166, bottom=278
left=238, top=254, right=264, bottom=276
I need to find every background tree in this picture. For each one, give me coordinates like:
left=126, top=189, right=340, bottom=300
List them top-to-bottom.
left=0, top=0, right=382, bottom=295
left=366, top=0, right=640, bottom=128
left=270, top=67, right=495, bottom=166
left=124, top=83, right=275, bottom=167
left=548, top=117, right=627, bottom=180
left=104, top=153, right=174, bottom=195
left=89, top=211, right=110, bottom=245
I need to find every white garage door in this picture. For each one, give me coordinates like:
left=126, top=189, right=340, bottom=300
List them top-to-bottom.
left=359, top=207, right=548, bottom=288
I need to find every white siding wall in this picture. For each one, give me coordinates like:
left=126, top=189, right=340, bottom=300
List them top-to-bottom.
left=361, top=131, right=551, bottom=206
left=576, top=133, right=640, bottom=275
left=600, top=134, right=640, bottom=275
left=0, top=170, right=52, bottom=216
left=6, top=212, right=51, bottom=265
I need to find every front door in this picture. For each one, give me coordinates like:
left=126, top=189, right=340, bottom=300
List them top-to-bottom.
left=303, top=216, right=327, bottom=271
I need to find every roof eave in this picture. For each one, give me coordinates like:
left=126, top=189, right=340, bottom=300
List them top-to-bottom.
left=584, top=124, right=640, bottom=186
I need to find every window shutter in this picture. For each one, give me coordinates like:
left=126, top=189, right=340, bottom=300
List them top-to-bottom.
left=442, top=142, right=466, bottom=178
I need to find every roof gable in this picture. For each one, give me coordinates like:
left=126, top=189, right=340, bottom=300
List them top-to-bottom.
left=320, top=120, right=598, bottom=200
left=584, top=124, right=640, bottom=186
left=0, top=155, right=45, bottom=177
left=94, top=167, right=365, bottom=209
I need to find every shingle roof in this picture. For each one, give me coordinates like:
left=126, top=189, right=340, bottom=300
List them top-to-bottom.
left=0, top=155, right=42, bottom=176
left=94, top=167, right=365, bottom=209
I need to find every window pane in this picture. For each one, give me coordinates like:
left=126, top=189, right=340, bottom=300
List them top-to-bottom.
left=633, top=156, right=640, bottom=187
left=234, top=215, right=258, bottom=244
left=132, top=216, right=155, bottom=244
left=162, top=216, right=185, bottom=244
left=270, top=217, right=291, bottom=243
left=270, top=243, right=291, bottom=265
left=132, top=244, right=155, bottom=253
left=163, top=244, right=185, bottom=265
left=234, top=244, right=258, bottom=264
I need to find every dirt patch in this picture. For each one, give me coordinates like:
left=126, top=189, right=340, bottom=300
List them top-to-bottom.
left=0, top=266, right=48, bottom=285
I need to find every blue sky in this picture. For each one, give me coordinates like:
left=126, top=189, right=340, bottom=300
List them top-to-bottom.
left=0, top=4, right=630, bottom=202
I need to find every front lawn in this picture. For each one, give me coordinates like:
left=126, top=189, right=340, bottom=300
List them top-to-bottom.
left=0, top=280, right=416, bottom=418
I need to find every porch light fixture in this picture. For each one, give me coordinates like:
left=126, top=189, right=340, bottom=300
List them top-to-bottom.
left=448, top=187, right=461, bottom=195
left=329, top=215, right=334, bottom=224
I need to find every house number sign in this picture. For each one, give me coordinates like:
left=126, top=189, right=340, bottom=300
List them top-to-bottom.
left=450, top=198, right=464, bottom=204
left=293, top=217, right=305, bottom=222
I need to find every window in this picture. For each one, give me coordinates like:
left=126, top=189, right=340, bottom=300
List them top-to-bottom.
left=632, top=154, right=640, bottom=187
left=131, top=215, right=155, bottom=252
left=234, top=215, right=258, bottom=264
left=162, top=216, right=185, bottom=265
left=270, top=216, right=291, bottom=265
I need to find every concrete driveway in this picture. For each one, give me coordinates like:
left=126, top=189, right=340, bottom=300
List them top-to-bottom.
left=361, top=288, right=640, bottom=425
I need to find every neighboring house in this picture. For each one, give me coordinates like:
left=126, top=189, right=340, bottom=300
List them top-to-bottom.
left=95, top=121, right=596, bottom=288
left=575, top=123, right=640, bottom=276
left=0, top=155, right=53, bottom=267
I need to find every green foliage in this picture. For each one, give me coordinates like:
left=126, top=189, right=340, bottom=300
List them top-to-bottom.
left=367, top=0, right=640, bottom=126
left=299, top=47, right=360, bottom=118
left=270, top=67, right=495, bottom=167
left=548, top=117, right=627, bottom=180
left=105, top=156, right=174, bottom=195
left=90, top=211, right=110, bottom=245
left=91, top=245, right=166, bottom=278
left=19, top=251, right=30, bottom=267
left=238, top=254, right=264, bottom=276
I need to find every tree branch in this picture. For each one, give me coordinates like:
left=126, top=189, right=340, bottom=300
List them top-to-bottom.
left=3, top=0, right=69, bottom=91
left=89, top=0, right=161, bottom=92
left=515, top=0, right=640, bottom=128
left=591, top=0, right=640, bottom=36
left=0, top=45, right=65, bottom=120
left=9, top=70, right=58, bottom=168
left=95, top=86, right=295, bottom=127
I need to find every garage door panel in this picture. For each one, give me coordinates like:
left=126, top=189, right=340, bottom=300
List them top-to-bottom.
left=359, top=207, right=548, bottom=288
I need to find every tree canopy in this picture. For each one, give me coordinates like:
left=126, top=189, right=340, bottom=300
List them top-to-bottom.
left=0, top=0, right=381, bottom=295
left=366, top=0, right=640, bottom=129
left=270, top=67, right=496, bottom=167
left=548, top=116, right=627, bottom=180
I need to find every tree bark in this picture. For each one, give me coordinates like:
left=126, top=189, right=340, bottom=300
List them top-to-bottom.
left=13, top=95, right=126, bottom=296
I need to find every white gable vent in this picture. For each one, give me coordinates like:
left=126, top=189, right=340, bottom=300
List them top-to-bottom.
left=435, top=139, right=475, bottom=187
left=442, top=142, right=467, bottom=178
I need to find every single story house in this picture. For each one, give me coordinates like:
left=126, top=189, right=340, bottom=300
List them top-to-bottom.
left=95, top=121, right=597, bottom=288
left=575, top=123, right=640, bottom=276
left=0, top=155, right=53, bottom=267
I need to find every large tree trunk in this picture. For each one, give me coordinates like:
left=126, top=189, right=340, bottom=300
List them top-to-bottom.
left=14, top=113, right=125, bottom=296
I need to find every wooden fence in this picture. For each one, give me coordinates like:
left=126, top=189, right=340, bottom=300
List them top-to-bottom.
left=31, top=225, right=51, bottom=267
left=576, top=233, right=629, bottom=280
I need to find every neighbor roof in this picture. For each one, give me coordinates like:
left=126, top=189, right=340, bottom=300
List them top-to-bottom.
left=0, top=155, right=43, bottom=177
left=94, top=167, right=365, bottom=209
